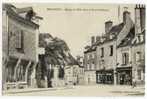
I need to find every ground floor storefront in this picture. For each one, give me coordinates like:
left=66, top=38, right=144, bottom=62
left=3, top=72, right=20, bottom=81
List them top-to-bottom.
left=116, top=67, right=132, bottom=85
left=96, top=70, right=114, bottom=84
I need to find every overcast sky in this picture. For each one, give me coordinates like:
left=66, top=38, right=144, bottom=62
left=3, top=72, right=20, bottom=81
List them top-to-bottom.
left=13, top=3, right=135, bottom=57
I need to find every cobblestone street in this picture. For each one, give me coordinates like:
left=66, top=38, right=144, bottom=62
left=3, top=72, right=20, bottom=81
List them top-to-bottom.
left=3, top=84, right=145, bottom=96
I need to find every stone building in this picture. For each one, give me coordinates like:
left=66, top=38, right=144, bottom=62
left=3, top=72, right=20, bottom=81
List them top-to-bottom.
left=2, top=4, right=42, bottom=89
left=116, top=4, right=145, bottom=85
left=131, top=4, right=145, bottom=85
left=83, top=7, right=142, bottom=85
left=95, top=9, right=134, bottom=85
left=116, top=25, right=135, bottom=85
left=84, top=36, right=97, bottom=84
left=76, top=56, right=85, bottom=85
left=64, top=65, right=79, bottom=85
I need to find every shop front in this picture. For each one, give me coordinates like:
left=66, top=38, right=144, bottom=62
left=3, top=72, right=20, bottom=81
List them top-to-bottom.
left=116, top=67, right=132, bottom=85
left=96, top=70, right=114, bottom=84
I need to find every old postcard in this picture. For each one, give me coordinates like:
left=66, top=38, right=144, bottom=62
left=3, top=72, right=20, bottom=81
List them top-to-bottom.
left=2, top=3, right=145, bottom=96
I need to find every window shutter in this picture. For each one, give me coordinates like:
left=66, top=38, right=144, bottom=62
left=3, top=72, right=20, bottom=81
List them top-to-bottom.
left=15, top=30, right=21, bottom=48
left=15, top=30, right=24, bottom=51
left=21, top=30, right=24, bottom=49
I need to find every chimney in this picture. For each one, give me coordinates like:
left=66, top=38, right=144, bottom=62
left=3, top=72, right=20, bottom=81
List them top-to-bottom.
left=135, top=4, right=145, bottom=34
left=123, top=10, right=131, bottom=24
left=105, top=21, right=113, bottom=34
left=91, top=36, right=95, bottom=45
left=96, top=36, right=101, bottom=42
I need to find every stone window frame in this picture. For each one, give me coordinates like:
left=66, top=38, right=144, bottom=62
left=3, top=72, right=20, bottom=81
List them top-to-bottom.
left=122, top=52, right=129, bottom=65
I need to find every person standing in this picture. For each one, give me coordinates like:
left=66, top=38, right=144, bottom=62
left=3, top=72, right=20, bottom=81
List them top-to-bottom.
left=132, top=78, right=136, bottom=88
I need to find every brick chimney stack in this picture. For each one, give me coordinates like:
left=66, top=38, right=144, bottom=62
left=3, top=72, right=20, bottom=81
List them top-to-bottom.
left=135, top=4, right=145, bottom=34
left=123, top=10, right=131, bottom=24
left=91, top=36, right=95, bottom=45
left=96, top=36, right=101, bottom=42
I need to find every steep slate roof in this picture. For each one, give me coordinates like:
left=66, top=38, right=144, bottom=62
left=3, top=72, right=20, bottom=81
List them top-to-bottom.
left=3, top=4, right=39, bottom=29
left=16, top=7, right=33, bottom=13
left=84, top=22, right=124, bottom=54
left=102, top=22, right=124, bottom=43
left=109, top=23, right=124, bottom=35
left=117, top=26, right=135, bottom=48
left=84, top=44, right=97, bottom=53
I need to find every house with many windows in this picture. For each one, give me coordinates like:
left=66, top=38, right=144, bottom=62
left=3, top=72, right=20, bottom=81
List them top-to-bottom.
left=83, top=4, right=145, bottom=85
left=116, top=4, right=145, bottom=85
left=131, top=5, right=145, bottom=85
left=95, top=14, right=132, bottom=85
left=84, top=36, right=98, bottom=84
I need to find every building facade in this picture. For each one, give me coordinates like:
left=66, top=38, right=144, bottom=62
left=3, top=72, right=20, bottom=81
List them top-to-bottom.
left=2, top=4, right=41, bottom=89
left=83, top=5, right=145, bottom=85
left=132, top=5, right=145, bottom=85
left=116, top=27, right=135, bottom=85
left=84, top=37, right=97, bottom=84
left=96, top=37, right=117, bottom=84
left=76, top=56, right=85, bottom=85
left=64, top=65, right=80, bottom=85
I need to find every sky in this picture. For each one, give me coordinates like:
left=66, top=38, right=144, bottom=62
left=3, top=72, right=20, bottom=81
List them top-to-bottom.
left=13, top=3, right=135, bottom=57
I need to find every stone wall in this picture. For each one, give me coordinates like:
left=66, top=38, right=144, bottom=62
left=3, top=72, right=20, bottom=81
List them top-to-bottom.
left=8, top=17, right=38, bottom=62
left=96, top=41, right=117, bottom=70
left=132, top=44, right=145, bottom=84
left=84, top=71, right=96, bottom=85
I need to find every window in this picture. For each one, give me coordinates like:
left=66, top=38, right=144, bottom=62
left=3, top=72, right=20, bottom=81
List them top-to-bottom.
left=15, top=30, right=24, bottom=52
left=138, top=35, right=141, bottom=42
left=110, top=45, right=113, bottom=56
left=101, top=47, right=104, bottom=58
left=136, top=52, right=141, bottom=62
left=122, top=53, right=129, bottom=65
left=92, top=54, right=95, bottom=59
left=87, top=55, right=90, bottom=60
left=91, top=62, right=95, bottom=70
left=87, top=63, right=89, bottom=70
left=137, top=70, right=141, bottom=80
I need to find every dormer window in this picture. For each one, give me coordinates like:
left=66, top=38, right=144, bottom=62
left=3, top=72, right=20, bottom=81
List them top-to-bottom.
left=109, top=34, right=114, bottom=39
left=136, top=34, right=144, bottom=43
left=139, top=34, right=144, bottom=42
left=138, top=35, right=141, bottom=42
left=136, top=52, right=142, bottom=62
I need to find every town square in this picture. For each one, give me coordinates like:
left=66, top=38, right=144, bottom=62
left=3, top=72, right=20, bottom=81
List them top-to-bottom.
left=2, top=3, right=145, bottom=96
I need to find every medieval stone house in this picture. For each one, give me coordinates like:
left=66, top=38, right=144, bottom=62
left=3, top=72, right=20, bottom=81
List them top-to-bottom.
left=2, top=4, right=42, bottom=89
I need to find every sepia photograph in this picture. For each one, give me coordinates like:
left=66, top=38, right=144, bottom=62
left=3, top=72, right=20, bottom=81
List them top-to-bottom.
left=1, top=2, right=145, bottom=96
